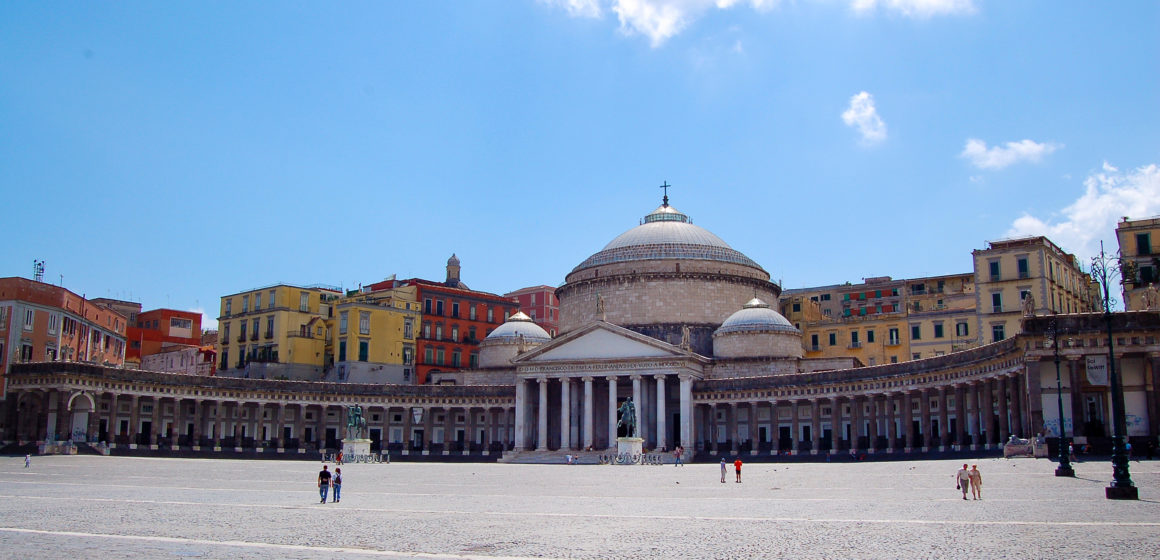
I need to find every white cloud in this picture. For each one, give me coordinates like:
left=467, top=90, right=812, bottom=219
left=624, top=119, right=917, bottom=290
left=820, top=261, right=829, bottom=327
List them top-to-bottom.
left=540, top=0, right=603, bottom=18
left=851, top=0, right=976, bottom=18
left=841, top=91, right=887, bottom=144
left=960, top=138, right=1061, bottom=170
left=1006, top=162, right=1160, bottom=262
left=191, top=307, right=218, bottom=331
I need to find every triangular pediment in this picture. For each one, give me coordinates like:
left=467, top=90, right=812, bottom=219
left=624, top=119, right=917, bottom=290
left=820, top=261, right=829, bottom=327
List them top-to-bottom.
left=515, top=321, right=701, bottom=363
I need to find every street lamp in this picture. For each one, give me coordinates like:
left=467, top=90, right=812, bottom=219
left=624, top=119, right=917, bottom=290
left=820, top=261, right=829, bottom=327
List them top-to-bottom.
left=1091, top=241, right=1138, bottom=500
left=1045, top=319, right=1074, bottom=477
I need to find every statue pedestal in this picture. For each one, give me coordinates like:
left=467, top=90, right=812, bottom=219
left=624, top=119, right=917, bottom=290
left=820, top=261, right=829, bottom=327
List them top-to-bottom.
left=617, top=437, right=643, bottom=457
left=342, top=438, right=372, bottom=458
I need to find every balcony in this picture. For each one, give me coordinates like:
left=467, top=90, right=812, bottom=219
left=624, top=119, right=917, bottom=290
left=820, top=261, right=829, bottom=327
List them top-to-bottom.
left=265, top=332, right=274, bottom=340
left=250, top=333, right=259, bottom=341
left=236, top=334, right=246, bottom=343
left=886, top=338, right=901, bottom=347
left=848, top=341, right=862, bottom=349
left=808, top=344, right=821, bottom=352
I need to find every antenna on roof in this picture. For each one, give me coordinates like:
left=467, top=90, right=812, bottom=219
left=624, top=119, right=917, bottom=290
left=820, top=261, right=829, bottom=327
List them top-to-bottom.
left=33, top=260, right=45, bottom=283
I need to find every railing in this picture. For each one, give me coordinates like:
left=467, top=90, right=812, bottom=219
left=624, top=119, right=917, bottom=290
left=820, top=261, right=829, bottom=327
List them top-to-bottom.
left=265, top=332, right=274, bottom=339
left=250, top=333, right=259, bottom=341
left=236, top=335, right=245, bottom=343
left=886, top=339, right=901, bottom=347
left=848, top=341, right=862, bottom=349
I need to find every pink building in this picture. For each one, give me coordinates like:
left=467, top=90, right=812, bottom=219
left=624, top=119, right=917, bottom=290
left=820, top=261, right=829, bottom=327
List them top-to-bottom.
left=504, top=285, right=559, bottom=337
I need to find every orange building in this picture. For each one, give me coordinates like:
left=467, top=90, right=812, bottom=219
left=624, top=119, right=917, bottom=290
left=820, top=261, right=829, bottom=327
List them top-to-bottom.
left=372, top=255, right=519, bottom=384
left=0, top=277, right=128, bottom=392
left=126, top=309, right=203, bottom=365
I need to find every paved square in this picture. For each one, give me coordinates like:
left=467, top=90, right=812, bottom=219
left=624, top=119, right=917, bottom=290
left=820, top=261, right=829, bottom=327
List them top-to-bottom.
left=1, top=455, right=1157, bottom=559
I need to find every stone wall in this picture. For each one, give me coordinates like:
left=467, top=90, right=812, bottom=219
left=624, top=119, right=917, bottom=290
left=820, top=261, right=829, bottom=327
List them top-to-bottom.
left=557, top=268, right=779, bottom=334
left=712, top=331, right=803, bottom=359
left=708, top=358, right=801, bottom=379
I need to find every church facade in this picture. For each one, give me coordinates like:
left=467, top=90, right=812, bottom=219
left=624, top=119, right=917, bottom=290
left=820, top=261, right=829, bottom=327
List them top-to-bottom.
left=4, top=198, right=1160, bottom=460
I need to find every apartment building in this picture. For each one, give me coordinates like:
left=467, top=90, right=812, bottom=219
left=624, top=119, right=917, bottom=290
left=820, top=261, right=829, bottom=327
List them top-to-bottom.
left=1116, top=216, right=1160, bottom=310
left=217, top=283, right=342, bottom=380
left=504, top=285, right=559, bottom=336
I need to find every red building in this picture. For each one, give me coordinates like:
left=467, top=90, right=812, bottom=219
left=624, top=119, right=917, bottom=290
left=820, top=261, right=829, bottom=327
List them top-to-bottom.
left=370, top=255, right=518, bottom=384
left=0, top=277, right=128, bottom=392
left=504, top=285, right=559, bottom=337
left=125, top=309, right=204, bottom=369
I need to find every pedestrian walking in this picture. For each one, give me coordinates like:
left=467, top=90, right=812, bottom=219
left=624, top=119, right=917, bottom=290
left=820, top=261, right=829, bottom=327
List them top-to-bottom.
left=673, top=446, right=683, bottom=467
left=337, top=450, right=344, bottom=465
left=24, top=454, right=30, bottom=468
left=733, top=457, right=743, bottom=483
left=720, top=458, right=727, bottom=483
left=318, top=464, right=332, bottom=503
left=956, top=464, right=970, bottom=500
left=968, top=465, right=982, bottom=500
left=332, top=467, right=342, bottom=503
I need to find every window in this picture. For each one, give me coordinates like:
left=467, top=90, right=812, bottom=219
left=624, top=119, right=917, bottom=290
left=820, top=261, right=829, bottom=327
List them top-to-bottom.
left=1138, top=233, right=1153, bottom=255
left=1017, top=257, right=1030, bottom=279
left=989, top=260, right=1001, bottom=281
left=1140, top=265, right=1156, bottom=285
left=268, top=289, right=276, bottom=309
left=254, top=292, right=261, bottom=309
left=299, top=292, right=309, bottom=312
left=992, top=293, right=1003, bottom=313
left=820, top=294, right=831, bottom=301
left=242, top=295, right=249, bottom=313
left=225, top=299, right=232, bottom=315
left=424, top=299, right=432, bottom=314
left=436, top=300, right=444, bottom=316
left=452, top=302, right=459, bottom=318
left=792, top=302, right=801, bottom=312
left=469, top=305, right=477, bottom=320
left=487, top=307, right=494, bottom=323
left=24, top=309, right=34, bottom=330
left=504, top=310, right=510, bottom=321
left=339, top=311, right=348, bottom=335
left=359, top=312, right=370, bottom=335
left=47, top=313, right=58, bottom=334
left=266, top=316, right=274, bottom=337
left=171, top=317, right=193, bottom=330
left=251, top=318, right=259, bottom=339
left=404, top=318, right=413, bottom=339
left=222, top=322, right=230, bottom=340
left=239, top=322, right=247, bottom=340
left=956, top=322, right=969, bottom=337
left=423, top=323, right=431, bottom=339
left=933, top=323, right=944, bottom=338
left=991, top=324, right=1005, bottom=342
left=435, top=325, right=443, bottom=340
left=451, top=325, right=459, bottom=341
left=910, top=325, right=921, bottom=340
left=469, top=326, right=477, bottom=341
left=888, top=327, right=900, bottom=345
left=867, top=330, right=875, bottom=343
left=850, top=331, right=860, bottom=348
left=828, top=333, right=836, bottom=346
left=810, top=334, right=819, bottom=349
left=339, top=340, right=348, bottom=361
left=358, top=340, right=368, bottom=362
left=21, top=343, right=33, bottom=362
left=402, top=346, right=413, bottom=365
left=424, top=347, right=433, bottom=364
left=436, top=348, right=445, bottom=365
left=452, top=349, right=461, bottom=367
left=469, top=352, right=479, bottom=368
left=912, top=353, right=921, bottom=360
left=890, top=356, right=898, bottom=364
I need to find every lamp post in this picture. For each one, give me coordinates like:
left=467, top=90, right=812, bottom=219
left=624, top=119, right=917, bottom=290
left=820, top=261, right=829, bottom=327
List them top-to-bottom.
left=1091, top=241, right=1138, bottom=500
left=1045, top=319, right=1074, bottom=477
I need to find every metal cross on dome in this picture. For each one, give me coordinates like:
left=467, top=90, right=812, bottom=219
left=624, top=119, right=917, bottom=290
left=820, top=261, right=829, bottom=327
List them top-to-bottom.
left=659, top=181, right=671, bottom=206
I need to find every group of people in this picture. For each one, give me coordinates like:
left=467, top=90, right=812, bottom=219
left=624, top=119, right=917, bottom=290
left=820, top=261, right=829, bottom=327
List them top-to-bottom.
left=720, top=457, right=742, bottom=483
left=317, top=464, right=343, bottom=503
left=955, top=464, right=983, bottom=500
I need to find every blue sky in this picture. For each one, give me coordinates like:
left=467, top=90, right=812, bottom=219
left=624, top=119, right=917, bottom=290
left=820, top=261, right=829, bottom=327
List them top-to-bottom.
left=2, top=1, right=1157, bottom=329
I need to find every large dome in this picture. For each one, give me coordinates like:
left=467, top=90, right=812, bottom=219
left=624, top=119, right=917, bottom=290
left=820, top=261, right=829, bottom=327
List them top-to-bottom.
left=572, top=203, right=763, bottom=273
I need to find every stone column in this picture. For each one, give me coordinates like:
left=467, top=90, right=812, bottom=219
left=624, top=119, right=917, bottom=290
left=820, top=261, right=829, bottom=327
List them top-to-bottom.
left=1008, top=373, right=1024, bottom=438
left=654, top=374, right=667, bottom=451
left=631, top=375, right=643, bottom=441
left=680, top=375, right=693, bottom=451
left=582, top=376, right=595, bottom=450
left=607, top=376, right=618, bottom=449
left=997, top=376, right=1011, bottom=442
left=537, top=377, right=549, bottom=451
left=560, top=377, right=572, bottom=451
left=514, top=378, right=527, bottom=450
left=984, top=378, right=997, bottom=448
left=954, top=385, right=967, bottom=448
left=938, top=386, right=949, bottom=450
left=919, top=388, right=932, bottom=450
left=903, top=391, right=915, bottom=452
left=884, top=393, right=897, bottom=452
left=128, top=395, right=141, bottom=446
left=851, top=395, right=863, bottom=453
left=867, top=395, right=879, bottom=453
left=149, top=397, right=162, bottom=446
left=828, top=397, right=841, bottom=455
left=769, top=399, right=779, bottom=452
left=810, top=399, right=821, bottom=455
left=191, top=400, right=204, bottom=446
left=790, top=400, right=800, bottom=454
left=727, top=402, right=738, bottom=453
left=275, top=403, right=287, bottom=448
left=401, top=405, right=413, bottom=453
left=421, top=406, right=434, bottom=452
left=466, top=406, right=477, bottom=454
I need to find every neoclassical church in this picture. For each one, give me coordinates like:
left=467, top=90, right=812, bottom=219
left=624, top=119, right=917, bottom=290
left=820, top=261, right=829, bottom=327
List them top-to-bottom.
left=5, top=197, right=1160, bottom=460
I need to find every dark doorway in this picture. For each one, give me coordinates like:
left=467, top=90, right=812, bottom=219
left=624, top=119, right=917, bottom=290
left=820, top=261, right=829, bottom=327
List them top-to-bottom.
left=778, top=426, right=792, bottom=451
left=325, top=428, right=338, bottom=449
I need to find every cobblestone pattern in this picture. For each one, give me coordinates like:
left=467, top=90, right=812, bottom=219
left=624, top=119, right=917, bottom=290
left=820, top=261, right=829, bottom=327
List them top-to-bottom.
left=0, top=456, right=1157, bottom=559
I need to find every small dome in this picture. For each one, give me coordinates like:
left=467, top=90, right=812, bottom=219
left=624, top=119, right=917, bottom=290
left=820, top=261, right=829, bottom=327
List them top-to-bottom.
left=447, top=253, right=460, bottom=266
left=715, top=298, right=799, bottom=335
left=484, top=312, right=551, bottom=343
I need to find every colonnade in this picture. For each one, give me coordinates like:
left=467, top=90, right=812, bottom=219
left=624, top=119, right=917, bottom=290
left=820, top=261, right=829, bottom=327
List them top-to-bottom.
left=697, top=372, right=1028, bottom=455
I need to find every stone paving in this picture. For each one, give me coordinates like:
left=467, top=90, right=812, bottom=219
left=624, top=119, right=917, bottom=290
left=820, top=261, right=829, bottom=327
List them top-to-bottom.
left=0, top=454, right=1158, bottom=559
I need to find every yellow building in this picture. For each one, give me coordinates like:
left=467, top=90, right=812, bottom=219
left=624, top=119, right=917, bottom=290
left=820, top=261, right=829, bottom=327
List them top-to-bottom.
left=1116, top=216, right=1160, bottom=310
left=972, top=236, right=1097, bottom=344
left=782, top=273, right=978, bottom=366
left=217, top=284, right=342, bottom=380
left=331, top=284, right=421, bottom=383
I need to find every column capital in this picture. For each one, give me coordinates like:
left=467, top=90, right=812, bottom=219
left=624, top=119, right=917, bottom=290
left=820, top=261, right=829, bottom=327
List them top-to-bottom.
left=653, top=373, right=667, bottom=381
left=629, top=374, right=642, bottom=381
left=606, top=375, right=618, bottom=382
left=536, top=376, right=548, bottom=384
left=559, top=376, right=572, bottom=385
left=581, top=376, right=594, bottom=383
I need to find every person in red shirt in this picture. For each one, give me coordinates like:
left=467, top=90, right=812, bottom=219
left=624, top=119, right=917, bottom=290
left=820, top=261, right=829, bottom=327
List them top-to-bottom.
left=733, top=458, right=743, bottom=483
